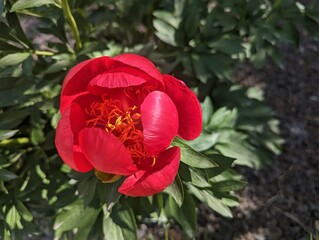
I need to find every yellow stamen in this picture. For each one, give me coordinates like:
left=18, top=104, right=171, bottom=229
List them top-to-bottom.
left=86, top=97, right=156, bottom=168
left=115, top=116, right=122, bottom=127
left=151, top=157, right=156, bottom=166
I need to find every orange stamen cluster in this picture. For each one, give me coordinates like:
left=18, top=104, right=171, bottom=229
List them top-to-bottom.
left=124, top=84, right=157, bottom=105
left=85, top=95, right=154, bottom=165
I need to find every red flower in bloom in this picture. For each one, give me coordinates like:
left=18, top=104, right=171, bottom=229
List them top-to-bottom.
left=55, top=54, right=202, bottom=196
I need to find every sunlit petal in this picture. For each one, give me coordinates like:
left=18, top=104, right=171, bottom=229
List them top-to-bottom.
left=141, top=91, right=178, bottom=156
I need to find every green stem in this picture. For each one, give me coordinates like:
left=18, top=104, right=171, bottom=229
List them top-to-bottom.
left=61, top=0, right=82, bottom=51
left=33, top=50, right=55, bottom=56
left=0, top=138, right=29, bottom=147
left=164, top=223, right=170, bottom=240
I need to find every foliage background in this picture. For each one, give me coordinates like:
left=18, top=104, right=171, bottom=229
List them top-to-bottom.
left=0, top=0, right=318, bottom=239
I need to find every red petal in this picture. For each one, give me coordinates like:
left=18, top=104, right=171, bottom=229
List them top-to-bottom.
left=112, top=54, right=163, bottom=85
left=60, top=57, right=122, bottom=113
left=62, top=59, right=92, bottom=93
left=87, top=69, right=146, bottom=94
left=163, top=75, right=202, bottom=140
left=60, top=91, right=89, bottom=115
left=141, top=91, right=178, bottom=156
left=62, top=93, right=100, bottom=143
left=69, top=103, right=87, bottom=144
left=55, top=107, right=93, bottom=172
left=78, top=127, right=137, bottom=175
left=118, top=147, right=180, bottom=196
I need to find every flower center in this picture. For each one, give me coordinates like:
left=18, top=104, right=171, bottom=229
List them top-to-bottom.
left=85, top=95, right=154, bottom=165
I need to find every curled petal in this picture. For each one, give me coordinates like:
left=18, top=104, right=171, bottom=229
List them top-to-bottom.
left=112, top=54, right=163, bottom=85
left=60, top=57, right=122, bottom=113
left=62, top=57, right=119, bottom=95
left=87, top=68, right=147, bottom=94
left=163, top=74, right=202, bottom=140
left=141, top=91, right=178, bottom=156
left=55, top=106, right=93, bottom=172
left=78, top=127, right=137, bottom=175
left=118, top=147, right=181, bottom=196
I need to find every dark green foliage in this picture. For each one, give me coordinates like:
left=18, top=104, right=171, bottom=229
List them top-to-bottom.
left=1, top=0, right=317, bottom=239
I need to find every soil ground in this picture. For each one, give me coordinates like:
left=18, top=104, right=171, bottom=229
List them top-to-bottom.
left=196, top=37, right=319, bottom=240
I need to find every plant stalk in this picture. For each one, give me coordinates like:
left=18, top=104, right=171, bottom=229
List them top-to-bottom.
left=61, top=0, right=82, bottom=50
left=33, top=50, right=55, bottom=56
left=0, top=138, right=29, bottom=147
left=164, top=223, right=170, bottom=240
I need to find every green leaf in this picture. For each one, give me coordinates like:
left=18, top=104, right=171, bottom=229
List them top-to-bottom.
left=0, top=0, right=3, bottom=16
left=10, top=0, right=59, bottom=12
left=180, top=0, right=200, bottom=39
left=5, top=2, right=33, bottom=48
left=153, top=11, right=180, bottom=28
left=216, top=12, right=238, bottom=32
left=153, top=19, right=177, bottom=47
left=0, top=22, right=19, bottom=44
left=209, top=36, right=244, bottom=55
left=0, top=41, right=22, bottom=52
left=268, top=46, right=284, bottom=69
left=251, top=48, right=267, bottom=69
left=0, top=53, right=30, bottom=68
left=191, top=53, right=210, bottom=83
left=202, top=53, right=233, bottom=78
left=45, top=54, right=75, bottom=73
left=22, top=55, right=33, bottom=76
left=0, top=77, right=33, bottom=108
left=201, top=96, right=214, bottom=125
left=208, top=107, right=238, bottom=130
left=0, top=109, right=30, bottom=130
left=51, top=112, right=61, bottom=129
left=30, top=127, right=45, bottom=146
left=0, top=130, right=19, bottom=141
left=213, top=131, right=268, bottom=168
left=185, top=132, right=219, bottom=152
left=172, top=138, right=218, bottom=168
left=205, top=154, right=236, bottom=178
left=179, top=164, right=211, bottom=188
left=188, top=168, right=211, bottom=188
left=0, top=169, right=18, bottom=181
left=164, top=174, right=184, bottom=207
left=78, top=176, right=98, bottom=207
left=98, top=179, right=123, bottom=215
left=211, top=179, right=247, bottom=192
left=0, top=181, right=8, bottom=194
left=187, top=184, right=232, bottom=218
left=54, top=188, right=77, bottom=209
left=165, top=191, right=197, bottom=238
left=221, top=194, right=240, bottom=207
left=15, top=200, right=33, bottom=222
left=54, top=200, right=100, bottom=237
left=103, top=204, right=137, bottom=240
left=6, top=205, right=23, bottom=229
left=74, top=221, right=96, bottom=240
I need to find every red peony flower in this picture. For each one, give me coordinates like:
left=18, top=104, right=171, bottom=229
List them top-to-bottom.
left=55, top=54, right=202, bottom=196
